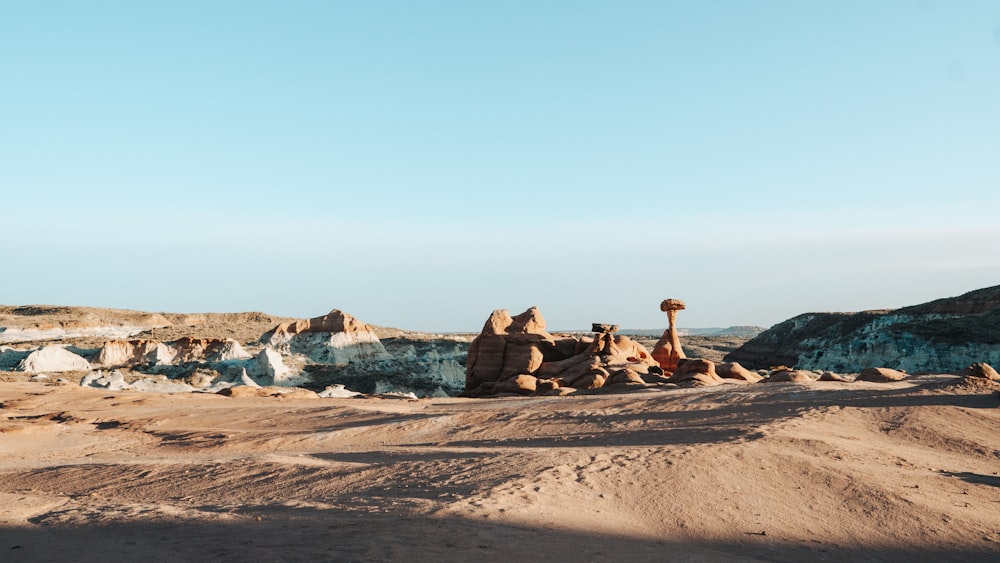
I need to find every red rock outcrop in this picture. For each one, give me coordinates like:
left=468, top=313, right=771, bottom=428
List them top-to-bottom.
left=652, top=299, right=686, bottom=373
left=464, top=307, right=659, bottom=396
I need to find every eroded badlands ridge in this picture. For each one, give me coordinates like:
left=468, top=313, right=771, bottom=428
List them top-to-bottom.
left=726, top=284, right=1000, bottom=373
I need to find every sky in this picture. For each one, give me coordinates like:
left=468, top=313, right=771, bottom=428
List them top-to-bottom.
left=2, top=1, right=999, bottom=332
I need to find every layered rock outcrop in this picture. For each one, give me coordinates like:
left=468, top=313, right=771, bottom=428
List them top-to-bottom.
left=725, top=285, right=1000, bottom=373
left=0, top=306, right=170, bottom=344
left=464, top=307, right=659, bottom=396
left=260, top=309, right=389, bottom=365
left=17, top=345, right=92, bottom=372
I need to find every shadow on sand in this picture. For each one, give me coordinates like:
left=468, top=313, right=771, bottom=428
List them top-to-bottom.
left=1, top=505, right=995, bottom=563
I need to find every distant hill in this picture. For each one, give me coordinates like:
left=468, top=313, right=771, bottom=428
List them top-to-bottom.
left=724, top=285, right=1000, bottom=373
left=620, top=326, right=766, bottom=338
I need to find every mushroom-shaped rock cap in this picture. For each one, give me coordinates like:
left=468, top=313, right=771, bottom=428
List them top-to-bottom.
left=660, top=299, right=686, bottom=312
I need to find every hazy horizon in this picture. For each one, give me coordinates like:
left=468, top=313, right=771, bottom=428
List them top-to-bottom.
left=3, top=1, right=999, bottom=332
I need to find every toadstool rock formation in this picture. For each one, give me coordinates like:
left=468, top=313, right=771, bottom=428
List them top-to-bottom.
left=652, top=299, right=686, bottom=373
left=464, top=307, right=659, bottom=397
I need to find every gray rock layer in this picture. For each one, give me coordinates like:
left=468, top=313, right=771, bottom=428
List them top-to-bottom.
left=725, top=285, right=1000, bottom=373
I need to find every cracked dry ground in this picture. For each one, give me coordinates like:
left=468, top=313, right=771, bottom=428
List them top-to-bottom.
left=1, top=377, right=999, bottom=562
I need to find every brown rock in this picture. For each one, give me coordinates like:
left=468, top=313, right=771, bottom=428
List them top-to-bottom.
left=652, top=298, right=687, bottom=372
left=464, top=307, right=658, bottom=394
left=508, top=307, right=548, bottom=335
left=500, top=342, right=545, bottom=380
left=671, top=358, right=725, bottom=387
left=716, top=362, right=762, bottom=383
left=963, top=362, right=1000, bottom=381
left=856, top=367, right=908, bottom=382
left=857, top=367, right=908, bottom=382
left=570, top=368, right=609, bottom=390
left=607, top=368, right=645, bottom=385
left=767, top=369, right=819, bottom=383
left=819, top=372, right=852, bottom=382
left=496, top=374, right=538, bottom=395
left=535, top=379, right=560, bottom=393
left=217, top=386, right=268, bottom=398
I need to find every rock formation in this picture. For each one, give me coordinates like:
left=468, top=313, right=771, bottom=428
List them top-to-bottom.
left=725, top=285, right=1000, bottom=373
left=652, top=299, right=686, bottom=373
left=0, top=306, right=170, bottom=345
left=464, top=307, right=659, bottom=396
left=260, top=309, right=389, bottom=365
left=170, top=337, right=252, bottom=363
left=94, top=339, right=176, bottom=367
left=17, top=345, right=92, bottom=372
left=670, top=359, right=725, bottom=387
left=716, top=361, right=763, bottom=383
left=964, top=362, right=1000, bottom=381
left=856, top=367, right=909, bottom=382
left=767, top=368, right=820, bottom=383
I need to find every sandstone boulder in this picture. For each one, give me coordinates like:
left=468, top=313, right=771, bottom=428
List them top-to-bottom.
left=17, top=345, right=92, bottom=372
left=670, top=358, right=725, bottom=387
left=716, top=362, right=763, bottom=383
left=963, top=362, right=1000, bottom=381
left=856, top=367, right=908, bottom=382
left=607, top=368, right=646, bottom=386
left=767, top=369, right=820, bottom=383
left=819, top=371, right=853, bottom=382
left=496, top=374, right=538, bottom=395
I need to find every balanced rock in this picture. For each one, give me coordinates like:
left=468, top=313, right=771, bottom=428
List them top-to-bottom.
left=652, top=299, right=687, bottom=373
left=17, top=345, right=92, bottom=372
left=856, top=367, right=908, bottom=382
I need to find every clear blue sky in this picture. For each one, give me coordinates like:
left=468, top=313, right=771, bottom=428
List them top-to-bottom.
left=2, top=1, right=999, bottom=332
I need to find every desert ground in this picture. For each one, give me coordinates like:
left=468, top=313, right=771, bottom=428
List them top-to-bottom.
left=2, top=374, right=999, bottom=562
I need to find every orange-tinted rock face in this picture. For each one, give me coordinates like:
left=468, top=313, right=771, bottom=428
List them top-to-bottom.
left=652, top=304, right=686, bottom=373
left=464, top=307, right=659, bottom=396
left=261, top=309, right=374, bottom=344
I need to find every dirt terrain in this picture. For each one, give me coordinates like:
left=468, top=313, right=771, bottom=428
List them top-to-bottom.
left=2, top=375, right=998, bottom=562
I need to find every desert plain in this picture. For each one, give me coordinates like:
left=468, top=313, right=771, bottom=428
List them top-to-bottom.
left=1, top=301, right=999, bottom=562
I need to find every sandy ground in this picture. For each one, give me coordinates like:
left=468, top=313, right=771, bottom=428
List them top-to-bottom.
left=1, top=377, right=999, bottom=562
